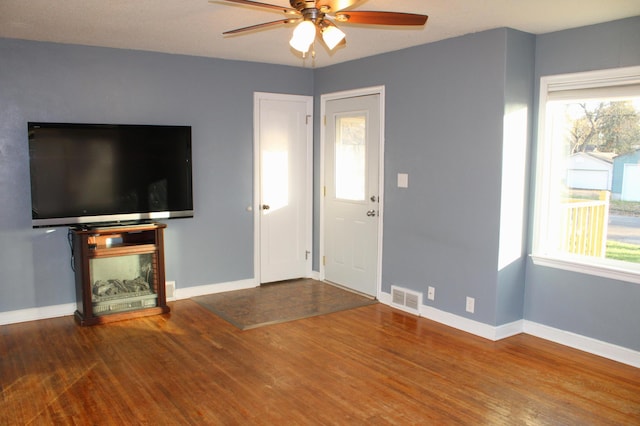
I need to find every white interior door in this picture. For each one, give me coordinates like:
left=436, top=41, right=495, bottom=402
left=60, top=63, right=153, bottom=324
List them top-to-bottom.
left=323, top=91, right=382, bottom=296
left=254, top=92, right=312, bottom=283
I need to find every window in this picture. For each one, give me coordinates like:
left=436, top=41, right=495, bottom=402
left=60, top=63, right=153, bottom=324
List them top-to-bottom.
left=533, top=66, right=640, bottom=283
left=335, top=113, right=366, bottom=201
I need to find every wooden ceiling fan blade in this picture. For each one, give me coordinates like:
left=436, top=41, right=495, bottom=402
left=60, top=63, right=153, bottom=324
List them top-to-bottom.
left=215, top=0, right=297, bottom=14
left=315, top=0, right=364, bottom=12
left=335, top=11, right=428, bottom=26
left=223, top=18, right=296, bottom=35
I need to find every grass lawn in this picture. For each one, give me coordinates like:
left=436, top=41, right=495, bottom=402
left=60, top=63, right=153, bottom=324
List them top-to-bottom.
left=610, top=200, right=640, bottom=216
left=606, top=240, right=640, bottom=263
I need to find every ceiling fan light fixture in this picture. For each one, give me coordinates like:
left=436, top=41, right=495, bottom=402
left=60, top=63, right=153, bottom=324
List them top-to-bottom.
left=218, top=0, right=429, bottom=57
left=289, top=20, right=316, bottom=53
left=322, top=24, right=346, bottom=50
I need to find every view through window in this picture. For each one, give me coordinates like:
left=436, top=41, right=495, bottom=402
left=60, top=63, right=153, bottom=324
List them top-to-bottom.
left=534, top=67, right=640, bottom=279
left=550, top=99, right=640, bottom=262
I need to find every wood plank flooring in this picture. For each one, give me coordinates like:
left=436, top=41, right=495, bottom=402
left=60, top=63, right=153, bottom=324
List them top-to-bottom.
left=1, top=300, right=639, bottom=425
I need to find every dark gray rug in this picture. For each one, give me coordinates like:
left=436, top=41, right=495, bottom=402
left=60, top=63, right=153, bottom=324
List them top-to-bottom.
left=193, top=279, right=377, bottom=330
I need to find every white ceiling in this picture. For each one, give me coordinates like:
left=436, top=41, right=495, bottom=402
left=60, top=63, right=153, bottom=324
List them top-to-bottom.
left=1, top=0, right=639, bottom=68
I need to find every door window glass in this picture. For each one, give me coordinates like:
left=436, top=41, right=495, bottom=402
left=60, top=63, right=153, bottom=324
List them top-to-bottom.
left=335, top=113, right=366, bottom=201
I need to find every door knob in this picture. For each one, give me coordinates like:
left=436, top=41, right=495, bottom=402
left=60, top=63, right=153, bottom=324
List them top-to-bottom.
left=262, top=204, right=270, bottom=210
left=366, top=210, right=376, bottom=217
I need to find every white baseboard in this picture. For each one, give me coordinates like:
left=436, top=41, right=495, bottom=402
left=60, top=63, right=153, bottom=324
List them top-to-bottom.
left=0, top=278, right=258, bottom=326
left=174, top=278, right=257, bottom=300
left=377, top=289, right=392, bottom=305
left=383, top=290, right=522, bottom=341
left=379, top=291, right=639, bottom=368
left=379, top=292, right=503, bottom=338
left=0, top=303, right=76, bottom=326
left=419, top=305, right=508, bottom=340
left=495, top=319, right=526, bottom=340
left=523, top=320, right=640, bottom=368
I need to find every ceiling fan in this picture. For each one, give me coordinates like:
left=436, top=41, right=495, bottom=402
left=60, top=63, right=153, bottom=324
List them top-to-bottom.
left=215, top=0, right=428, bottom=56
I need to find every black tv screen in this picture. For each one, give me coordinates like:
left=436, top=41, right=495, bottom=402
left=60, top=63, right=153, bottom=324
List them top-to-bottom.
left=28, top=122, right=193, bottom=228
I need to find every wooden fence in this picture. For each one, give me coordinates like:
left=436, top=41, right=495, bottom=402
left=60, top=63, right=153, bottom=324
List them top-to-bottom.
left=560, top=191, right=610, bottom=257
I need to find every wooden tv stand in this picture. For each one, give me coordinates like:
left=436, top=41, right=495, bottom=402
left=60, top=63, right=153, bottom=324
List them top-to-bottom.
left=71, top=223, right=170, bottom=326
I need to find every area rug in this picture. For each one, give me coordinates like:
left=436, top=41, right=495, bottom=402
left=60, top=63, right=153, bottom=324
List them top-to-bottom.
left=193, top=279, right=377, bottom=330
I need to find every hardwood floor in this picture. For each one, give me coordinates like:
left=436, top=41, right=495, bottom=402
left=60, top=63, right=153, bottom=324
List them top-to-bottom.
left=1, top=300, right=638, bottom=424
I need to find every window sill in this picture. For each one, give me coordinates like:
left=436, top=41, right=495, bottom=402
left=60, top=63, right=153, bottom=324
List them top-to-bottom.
left=530, top=254, right=640, bottom=285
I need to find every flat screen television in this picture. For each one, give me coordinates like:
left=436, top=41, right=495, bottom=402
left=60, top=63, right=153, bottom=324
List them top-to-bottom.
left=28, top=122, right=193, bottom=228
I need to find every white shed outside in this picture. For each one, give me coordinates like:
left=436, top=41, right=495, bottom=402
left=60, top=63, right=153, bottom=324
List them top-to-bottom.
left=566, top=152, right=614, bottom=191
left=621, top=163, right=640, bottom=201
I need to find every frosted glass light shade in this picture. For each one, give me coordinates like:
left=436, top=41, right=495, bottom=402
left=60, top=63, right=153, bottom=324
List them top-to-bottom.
left=289, top=20, right=316, bottom=53
left=322, top=25, right=345, bottom=50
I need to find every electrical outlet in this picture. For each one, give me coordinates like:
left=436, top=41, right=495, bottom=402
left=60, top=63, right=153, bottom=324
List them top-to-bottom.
left=166, top=281, right=176, bottom=301
left=427, top=286, right=435, bottom=301
left=466, top=296, right=475, bottom=313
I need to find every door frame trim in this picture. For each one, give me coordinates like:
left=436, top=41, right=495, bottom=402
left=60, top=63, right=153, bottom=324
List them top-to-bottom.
left=319, top=86, right=385, bottom=299
left=253, top=92, right=314, bottom=284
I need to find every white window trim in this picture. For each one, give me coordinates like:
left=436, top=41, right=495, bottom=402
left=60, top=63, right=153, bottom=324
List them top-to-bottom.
left=532, top=65, right=640, bottom=284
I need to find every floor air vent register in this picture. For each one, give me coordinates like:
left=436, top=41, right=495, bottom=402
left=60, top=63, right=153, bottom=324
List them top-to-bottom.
left=391, top=285, right=422, bottom=315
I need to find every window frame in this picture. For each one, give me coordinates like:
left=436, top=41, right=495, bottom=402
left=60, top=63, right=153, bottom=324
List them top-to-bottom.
left=532, top=65, right=640, bottom=284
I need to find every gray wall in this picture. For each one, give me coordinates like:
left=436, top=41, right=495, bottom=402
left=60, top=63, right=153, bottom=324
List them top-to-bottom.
left=2, top=16, right=638, bottom=352
left=315, top=16, right=640, bottom=351
left=525, top=16, right=640, bottom=351
left=314, top=28, right=533, bottom=326
left=496, top=29, right=535, bottom=326
left=0, top=38, right=313, bottom=312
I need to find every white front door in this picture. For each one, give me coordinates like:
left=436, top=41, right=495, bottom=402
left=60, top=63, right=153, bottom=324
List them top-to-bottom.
left=323, top=90, right=383, bottom=296
left=254, top=92, right=312, bottom=283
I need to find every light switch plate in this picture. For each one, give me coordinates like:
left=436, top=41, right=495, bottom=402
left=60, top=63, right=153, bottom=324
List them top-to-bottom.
left=397, top=173, right=409, bottom=188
